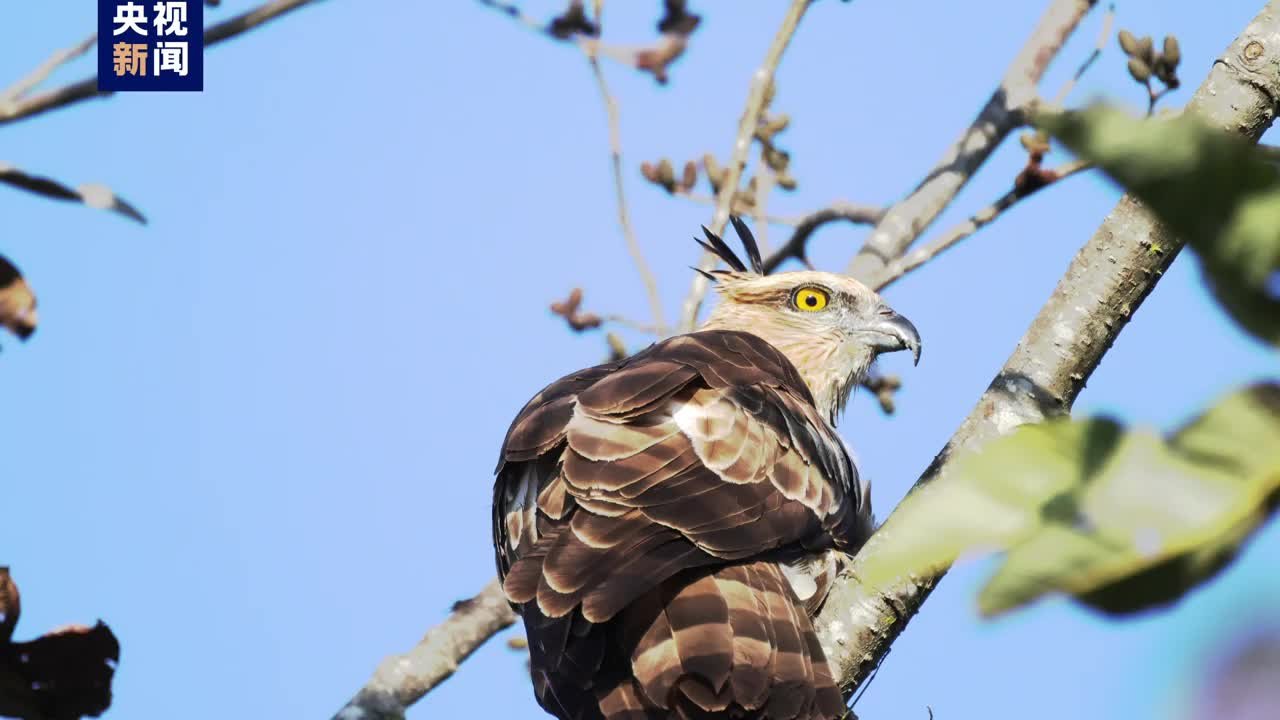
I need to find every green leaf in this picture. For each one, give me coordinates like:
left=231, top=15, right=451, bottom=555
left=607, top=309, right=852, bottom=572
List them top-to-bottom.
left=1037, top=105, right=1280, bottom=345
left=860, top=384, right=1280, bottom=617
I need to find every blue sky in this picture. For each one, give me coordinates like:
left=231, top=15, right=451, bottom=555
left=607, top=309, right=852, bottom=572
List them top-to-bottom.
left=1, top=1, right=1277, bottom=718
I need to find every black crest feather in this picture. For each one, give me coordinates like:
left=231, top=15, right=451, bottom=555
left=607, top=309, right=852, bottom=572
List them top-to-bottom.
left=729, top=215, right=764, bottom=274
left=696, top=217, right=763, bottom=275
left=699, top=226, right=746, bottom=272
left=691, top=266, right=718, bottom=282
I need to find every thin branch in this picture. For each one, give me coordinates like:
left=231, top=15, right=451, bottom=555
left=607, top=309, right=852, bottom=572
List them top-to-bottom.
left=0, top=0, right=330, bottom=126
left=203, top=0, right=323, bottom=43
left=478, top=0, right=694, bottom=84
left=485, top=0, right=668, bottom=333
left=677, top=0, right=813, bottom=332
left=846, top=0, right=1097, bottom=283
left=864, top=1, right=1150, bottom=291
left=815, top=2, right=1280, bottom=693
left=1051, top=2, right=1114, bottom=105
left=0, top=33, right=96, bottom=114
left=588, top=55, right=666, bottom=334
left=1146, top=82, right=1176, bottom=116
left=866, top=159, right=1092, bottom=290
left=0, top=161, right=147, bottom=224
left=752, top=169, right=777, bottom=256
left=659, top=184, right=887, bottom=265
left=674, top=189, right=873, bottom=229
left=763, top=201, right=885, bottom=273
left=603, top=314, right=662, bottom=335
left=331, top=579, right=517, bottom=720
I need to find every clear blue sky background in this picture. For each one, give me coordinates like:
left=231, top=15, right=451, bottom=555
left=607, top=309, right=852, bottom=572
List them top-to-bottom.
left=1, top=1, right=1277, bottom=718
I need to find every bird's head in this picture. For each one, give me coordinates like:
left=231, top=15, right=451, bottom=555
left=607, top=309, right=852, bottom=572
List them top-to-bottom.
left=698, top=218, right=921, bottom=424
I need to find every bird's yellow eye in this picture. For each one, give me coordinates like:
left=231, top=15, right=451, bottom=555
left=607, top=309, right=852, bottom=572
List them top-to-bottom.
left=792, top=287, right=829, bottom=312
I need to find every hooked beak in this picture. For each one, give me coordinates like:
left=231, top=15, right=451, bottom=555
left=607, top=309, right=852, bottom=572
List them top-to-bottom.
left=861, top=306, right=922, bottom=366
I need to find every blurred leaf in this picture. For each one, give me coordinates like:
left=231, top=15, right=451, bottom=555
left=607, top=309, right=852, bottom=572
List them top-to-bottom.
left=1037, top=105, right=1280, bottom=345
left=0, top=162, right=146, bottom=224
left=0, top=255, right=37, bottom=342
left=861, top=384, right=1280, bottom=617
left=0, top=568, right=120, bottom=720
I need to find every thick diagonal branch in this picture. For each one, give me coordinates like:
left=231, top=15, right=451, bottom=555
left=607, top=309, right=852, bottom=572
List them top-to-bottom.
left=847, top=0, right=1097, bottom=281
left=815, top=1, right=1280, bottom=693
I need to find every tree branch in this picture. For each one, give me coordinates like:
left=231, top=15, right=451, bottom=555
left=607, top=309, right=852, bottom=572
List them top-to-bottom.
left=0, top=0, right=330, bottom=127
left=478, top=0, right=696, bottom=84
left=677, top=0, right=812, bottom=332
left=846, top=0, right=1097, bottom=282
left=815, top=1, right=1280, bottom=694
left=1051, top=2, right=1114, bottom=105
left=0, top=33, right=96, bottom=115
left=588, top=53, right=666, bottom=335
left=865, top=158, right=1092, bottom=291
left=674, top=189, right=882, bottom=232
left=762, top=201, right=886, bottom=274
left=331, top=578, right=517, bottom=720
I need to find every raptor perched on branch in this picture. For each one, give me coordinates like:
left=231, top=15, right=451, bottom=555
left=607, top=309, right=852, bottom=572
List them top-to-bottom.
left=493, top=218, right=921, bottom=720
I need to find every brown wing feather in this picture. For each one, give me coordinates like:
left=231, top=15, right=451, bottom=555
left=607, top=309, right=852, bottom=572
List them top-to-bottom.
left=493, top=330, right=865, bottom=720
left=621, top=562, right=843, bottom=719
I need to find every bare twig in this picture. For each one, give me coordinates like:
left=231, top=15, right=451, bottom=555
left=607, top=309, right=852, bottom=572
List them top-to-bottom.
left=0, top=0, right=330, bottom=126
left=203, top=0, right=323, bottom=42
left=478, top=0, right=694, bottom=84
left=677, top=0, right=813, bottom=332
left=846, top=0, right=1097, bottom=282
left=861, top=2, right=1118, bottom=290
left=815, top=3, right=1280, bottom=693
left=1051, top=3, right=1114, bottom=105
left=0, top=33, right=96, bottom=114
left=588, top=54, right=666, bottom=334
left=1146, top=83, right=1176, bottom=116
left=866, top=159, right=1092, bottom=290
left=0, top=161, right=147, bottom=224
left=752, top=170, right=777, bottom=256
left=674, top=189, right=864, bottom=229
left=763, top=201, right=886, bottom=273
left=603, top=314, right=662, bottom=335
left=605, top=331, right=628, bottom=361
left=332, top=579, right=517, bottom=720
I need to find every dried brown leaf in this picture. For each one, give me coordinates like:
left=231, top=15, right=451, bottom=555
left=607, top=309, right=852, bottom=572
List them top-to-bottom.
left=0, top=256, right=37, bottom=342
left=0, top=569, right=120, bottom=720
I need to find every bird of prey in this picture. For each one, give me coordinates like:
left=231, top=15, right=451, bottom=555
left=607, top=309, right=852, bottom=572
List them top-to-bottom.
left=493, top=218, right=921, bottom=720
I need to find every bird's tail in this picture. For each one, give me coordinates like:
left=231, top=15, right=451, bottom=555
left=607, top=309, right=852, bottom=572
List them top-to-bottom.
left=527, top=560, right=846, bottom=720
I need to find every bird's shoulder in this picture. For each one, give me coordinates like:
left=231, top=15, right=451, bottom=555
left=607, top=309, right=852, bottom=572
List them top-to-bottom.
left=497, top=329, right=819, bottom=466
left=494, top=330, right=861, bottom=553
